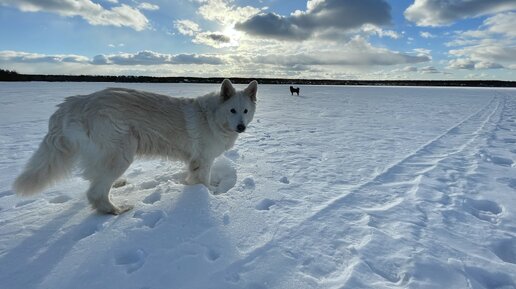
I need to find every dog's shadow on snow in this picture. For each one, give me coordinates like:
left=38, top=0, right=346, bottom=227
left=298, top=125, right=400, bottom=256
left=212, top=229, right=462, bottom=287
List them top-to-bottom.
left=0, top=157, right=239, bottom=288
left=67, top=185, right=237, bottom=288
left=1, top=186, right=237, bottom=288
left=0, top=202, right=113, bottom=287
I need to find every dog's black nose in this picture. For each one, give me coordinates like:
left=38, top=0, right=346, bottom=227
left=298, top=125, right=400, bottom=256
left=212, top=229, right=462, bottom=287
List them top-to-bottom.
left=236, top=124, right=246, bottom=133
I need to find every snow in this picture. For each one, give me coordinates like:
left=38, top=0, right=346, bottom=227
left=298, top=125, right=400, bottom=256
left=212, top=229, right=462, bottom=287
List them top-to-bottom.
left=0, top=82, right=515, bottom=289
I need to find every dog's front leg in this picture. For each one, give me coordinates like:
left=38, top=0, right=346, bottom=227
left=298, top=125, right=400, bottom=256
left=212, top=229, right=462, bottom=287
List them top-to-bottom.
left=186, top=158, right=213, bottom=189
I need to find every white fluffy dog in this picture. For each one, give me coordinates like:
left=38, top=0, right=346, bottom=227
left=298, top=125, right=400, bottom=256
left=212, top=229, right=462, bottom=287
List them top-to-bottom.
left=13, top=79, right=257, bottom=214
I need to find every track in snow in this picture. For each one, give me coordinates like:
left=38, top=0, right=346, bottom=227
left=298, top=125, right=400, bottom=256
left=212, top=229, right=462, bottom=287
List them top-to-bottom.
left=210, top=94, right=515, bottom=288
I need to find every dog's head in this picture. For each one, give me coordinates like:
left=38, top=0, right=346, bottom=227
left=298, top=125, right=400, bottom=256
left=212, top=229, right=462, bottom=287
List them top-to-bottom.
left=216, top=79, right=257, bottom=134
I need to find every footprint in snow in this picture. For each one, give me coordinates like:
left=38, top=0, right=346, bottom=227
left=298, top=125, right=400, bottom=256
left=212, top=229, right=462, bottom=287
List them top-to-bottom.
left=224, top=149, right=240, bottom=161
left=489, top=156, right=514, bottom=167
left=241, top=177, right=255, bottom=189
left=496, top=177, right=516, bottom=190
left=142, top=191, right=161, bottom=204
left=463, top=198, right=502, bottom=223
left=255, top=199, right=276, bottom=211
left=133, top=210, right=166, bottom=229
left=74, top=219, right=108, bottom=241
left=490, top=238, right=516, bottom=264
left=115, top=248, right=147, bottom=274
left=205, top=248, right=221, bottom=262
left=464, top=266, right=515, bottom=289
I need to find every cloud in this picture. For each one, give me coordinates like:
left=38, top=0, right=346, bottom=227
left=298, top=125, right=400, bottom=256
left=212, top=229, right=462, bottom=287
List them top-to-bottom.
left=0, top=0, right=149, bottom=31
left=195, top=0, right=261, bottom=25
left=235, top=0, right=392, bottom=41
left=405, top=0, right=516, bottom=27
left=138, top=2, right=159, bottom=11
left=236, top=12, right=310, bottom=40
left=445, top=12, right=516, bottom=71
left=446, top=12, right=516, bottom=47
left=462, top=12, right=516, bottom=39
left=174, top=19, right=236, bottom=48
left=174, top=19, right=201, bottom=36
left=362, top=24, right=400, bottom=39
left=419, top=31, right=435, bottom=38
left=198, top=32, right=230, bottom=43
left=247, top=37, right=429, bottom=67
left=448, top=41, right=513, bottom=70
left=108, top=43, right=125, bottom=48
left=0, top=50, right=225, bottom=66
left=0, top=50, right=90, bottom=64
left=97, top=51, right=225, bottom=65
left=105, top=51, right=172, bottom=65
left=171, top=53, right=225, bottom=65
left=92, top=54, right=109, bottom=65
left=447, top=58, right=504, bottom=70
left=401, top=66, right=418, bottom=72
left=419, top=66, right=440, bottom=74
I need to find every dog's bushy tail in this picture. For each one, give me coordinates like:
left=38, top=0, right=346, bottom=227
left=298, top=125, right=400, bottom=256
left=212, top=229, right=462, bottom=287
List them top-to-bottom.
left=13, top=113, right=75, bottom=196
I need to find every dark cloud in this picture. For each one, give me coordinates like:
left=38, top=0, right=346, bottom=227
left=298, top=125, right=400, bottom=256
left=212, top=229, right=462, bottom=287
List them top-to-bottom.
left=235, top=0, right=391, bottom=40
left=405, top=0, right=516, bottom=26
left=235, top=13, right=310, bottom=40
left=205, top=33, right=231, bottom=43
left=105, top=51, right=171, bottom=65
left=172, top=53, right=224, bottom=65
left=92, top=54, right=109, bottom=65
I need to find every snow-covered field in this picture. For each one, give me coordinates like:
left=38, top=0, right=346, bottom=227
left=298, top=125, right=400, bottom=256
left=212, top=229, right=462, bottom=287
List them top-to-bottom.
left=0, top=82, right=515, bottom=289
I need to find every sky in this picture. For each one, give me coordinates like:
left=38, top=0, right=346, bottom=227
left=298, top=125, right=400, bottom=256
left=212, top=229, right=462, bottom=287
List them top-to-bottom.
left=0, top=0, right=515, bottom=80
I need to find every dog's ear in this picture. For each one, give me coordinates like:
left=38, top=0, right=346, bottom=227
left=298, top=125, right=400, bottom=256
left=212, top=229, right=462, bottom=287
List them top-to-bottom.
left=220, top=79, right=236, bottom=102
left=245, top=80, right=258, bottom=103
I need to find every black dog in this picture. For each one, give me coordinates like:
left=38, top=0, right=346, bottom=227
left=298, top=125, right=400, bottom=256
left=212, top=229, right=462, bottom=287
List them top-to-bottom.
left=289, top=86, right=300, bottom=95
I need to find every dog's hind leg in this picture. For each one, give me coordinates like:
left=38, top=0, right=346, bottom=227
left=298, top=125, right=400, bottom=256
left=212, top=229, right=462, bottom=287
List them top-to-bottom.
left=83, top=138, right=137, bottom=215
left=86, top=178, right=132, bottom=214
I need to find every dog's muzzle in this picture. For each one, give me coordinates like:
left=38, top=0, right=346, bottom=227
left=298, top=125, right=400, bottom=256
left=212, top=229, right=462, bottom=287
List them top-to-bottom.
left=236, top=124, right=246, bottom=133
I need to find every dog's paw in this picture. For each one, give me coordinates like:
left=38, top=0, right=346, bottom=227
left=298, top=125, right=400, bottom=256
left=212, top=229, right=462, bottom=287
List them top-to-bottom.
left=102, top=204, right=133, bottom=215
left=114, top=204, right=134, bottom=215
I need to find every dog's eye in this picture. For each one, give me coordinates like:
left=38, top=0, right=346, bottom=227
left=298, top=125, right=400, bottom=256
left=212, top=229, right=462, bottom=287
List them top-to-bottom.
left=230, top=108, right=236, bottom=114
left=244, top=109, right=248, bottom=114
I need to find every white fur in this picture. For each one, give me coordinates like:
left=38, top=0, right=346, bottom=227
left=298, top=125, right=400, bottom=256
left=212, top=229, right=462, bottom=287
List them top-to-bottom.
left=13, top=79, right=257, bottom=214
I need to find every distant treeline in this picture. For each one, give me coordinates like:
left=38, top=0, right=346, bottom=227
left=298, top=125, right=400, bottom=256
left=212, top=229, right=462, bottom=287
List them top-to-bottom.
left=1, top=69, right=515, bottom=87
